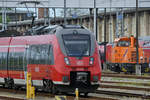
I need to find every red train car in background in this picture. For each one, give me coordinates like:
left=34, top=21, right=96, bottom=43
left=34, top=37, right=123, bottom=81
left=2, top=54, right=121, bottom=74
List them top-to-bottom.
left=0, top=25, right=101, bottom=96
left=139, top=37, right=150, bottom=72
left=98, top=42, right=110, bottom=69
left=98, top=43, right=104, bottom=69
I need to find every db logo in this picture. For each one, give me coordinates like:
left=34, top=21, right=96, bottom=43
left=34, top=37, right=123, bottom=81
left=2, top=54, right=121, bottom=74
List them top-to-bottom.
left=77, top=61, right=84, bottom=65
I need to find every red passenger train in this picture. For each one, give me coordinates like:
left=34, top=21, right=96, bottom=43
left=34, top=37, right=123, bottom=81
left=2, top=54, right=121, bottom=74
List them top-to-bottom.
left=0, top=25, right=101, bottom=95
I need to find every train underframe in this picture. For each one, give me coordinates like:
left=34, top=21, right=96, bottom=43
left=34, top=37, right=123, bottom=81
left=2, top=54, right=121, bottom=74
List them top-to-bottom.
left=107, top=63, right=150, bottom=73
left=0, top=71, right=99, bottom=96
left=55, top=71, right=99, bottom=94
left=0, top=78, right=98, bottom=95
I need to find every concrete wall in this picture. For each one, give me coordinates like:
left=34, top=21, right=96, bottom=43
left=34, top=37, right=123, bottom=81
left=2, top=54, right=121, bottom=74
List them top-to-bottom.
left=7, top=9, right=150, bottom=42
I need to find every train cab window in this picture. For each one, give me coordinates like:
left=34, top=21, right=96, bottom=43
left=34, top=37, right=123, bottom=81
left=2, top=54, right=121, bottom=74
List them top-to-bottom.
left=63, top=34, right=90, bottom=57
left=117, top=41, right=130, bottom=47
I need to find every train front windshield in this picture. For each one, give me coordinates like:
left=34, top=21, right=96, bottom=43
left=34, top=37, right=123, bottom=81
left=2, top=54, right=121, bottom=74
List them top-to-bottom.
left=63, top=34, right=90, bottom=57
left=117, top=41, right=130, bottom=47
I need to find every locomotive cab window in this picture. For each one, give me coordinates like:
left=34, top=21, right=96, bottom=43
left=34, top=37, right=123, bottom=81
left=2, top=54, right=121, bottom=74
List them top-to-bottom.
left=62, top=34, right=91, bottom=57
left=117, top=41, right=130, bottom=47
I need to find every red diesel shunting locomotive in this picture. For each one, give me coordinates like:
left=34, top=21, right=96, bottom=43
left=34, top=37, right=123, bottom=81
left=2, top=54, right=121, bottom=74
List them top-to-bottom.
left=0, top=25, right=101, bottom=96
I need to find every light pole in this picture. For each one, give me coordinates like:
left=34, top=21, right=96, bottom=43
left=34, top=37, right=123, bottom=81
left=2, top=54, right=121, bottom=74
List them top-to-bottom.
left=64, top=0, right=67, bottom=25
left=94, top=0, right=97, bottom=40
left=109, top=0, right=112, bottom=43
left=135, top=0, right=141, bottom=75
left=136, top=0, right=139, bottom=64
left=104, top=8, right=107, bottom=65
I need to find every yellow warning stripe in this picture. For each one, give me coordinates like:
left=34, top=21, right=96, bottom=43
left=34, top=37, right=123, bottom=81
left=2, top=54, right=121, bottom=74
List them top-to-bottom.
left=55, top=96, right=67, bottom=100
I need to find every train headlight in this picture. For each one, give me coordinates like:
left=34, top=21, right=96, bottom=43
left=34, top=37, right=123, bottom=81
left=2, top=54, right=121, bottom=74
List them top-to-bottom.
left=64, top=57, right=70, bottom=65
left=89, top=57, right=94, bottom=65
left=140, top=57, right=143, bottom=63
left=140, top=57, right=143, bottom=60
left=62, top=76, right=69, bottom=83
left=93, top=76, right=99, bottom=82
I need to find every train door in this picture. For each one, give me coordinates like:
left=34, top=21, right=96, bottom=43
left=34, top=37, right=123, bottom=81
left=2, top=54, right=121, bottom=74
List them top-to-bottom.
left=27, top=44, right=53, bottom=86
left=27, top=44, right=53, bottom=79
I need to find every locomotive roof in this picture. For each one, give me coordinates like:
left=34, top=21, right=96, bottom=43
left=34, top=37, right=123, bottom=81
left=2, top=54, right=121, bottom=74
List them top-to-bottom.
left=25, top=24, right=92, bottom=36
left=0, top=25, right=93, bottom=37
left=0, top=30, right=21, bottom=37
left=114, top=36, right=132, bottom=42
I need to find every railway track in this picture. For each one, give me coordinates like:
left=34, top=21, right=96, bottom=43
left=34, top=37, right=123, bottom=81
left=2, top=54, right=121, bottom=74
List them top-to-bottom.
left=1, top=72, right=150, bottom=100
left=102, top=73, right=150, bottom=79
left=101, top=80, right=150, bottom=87
left=100, top=84, right=150, bottom=91
left=0, top=85, right=149, bottom=100
left=0, top=86, right=117, bottom=100
left=95, top=89, right=150, bottom=99
left=0, top=96, right=24, bottom=100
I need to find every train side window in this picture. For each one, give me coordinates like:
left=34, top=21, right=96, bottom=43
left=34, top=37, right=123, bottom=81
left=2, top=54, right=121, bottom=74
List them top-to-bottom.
left=28, top=44, right=54, bottom=65
left=29, top=45, right=40, bottom=64
left=36, top=45, right=41, bottom=64
left=40, top=45, right=46, bottom=64
left=44, top=45, right=54, bottom=65
left=46, top=45, right=53, bottom=65
left=50, top=45, right=54, bottom=65
left=29, top=46, right=36, bottom=64
left=28, top=47, right=31, bottom=64
left=23, top=48, right=28, bottom=71
left=8, top=51, right=25, bottom=71
left=2, top=52, right=7, bottom=70
left=12, top=52, right=16, bottom=70
left=13, top=52, right=18, bottom=70
left=18, top=52, right=24, bottom=70
left=0, top=53, right=2, bottom=69
left=1, top=53, right=4, bottom=69
left=1, top=53, right=3, bottom=68
left=8, top=53, right=14, bottom=70
left=8, top=53, right=10, bottom=70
